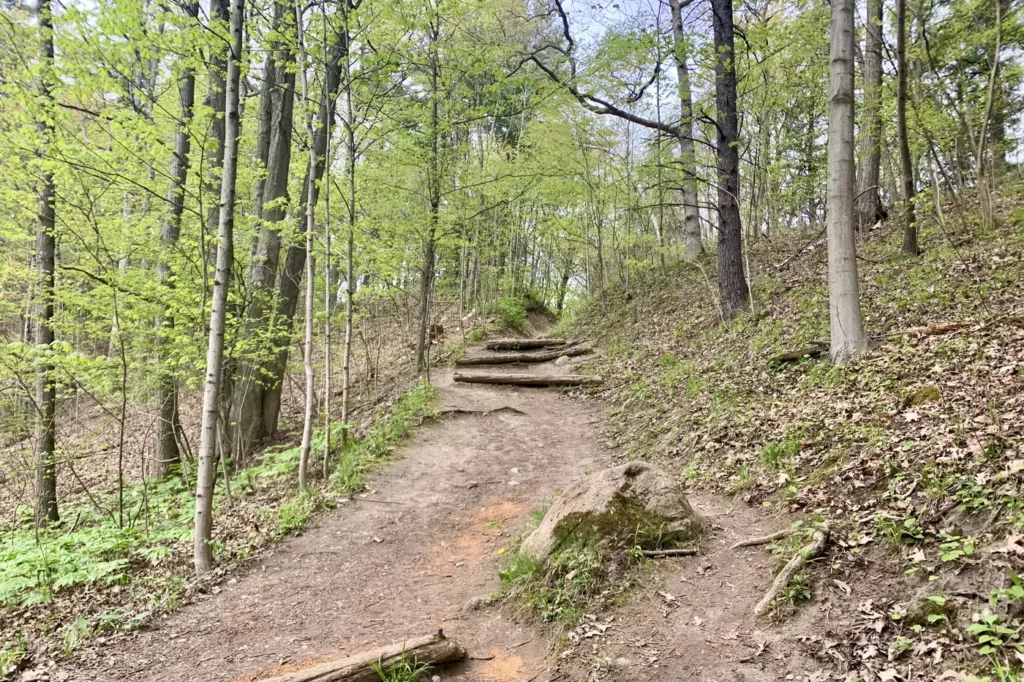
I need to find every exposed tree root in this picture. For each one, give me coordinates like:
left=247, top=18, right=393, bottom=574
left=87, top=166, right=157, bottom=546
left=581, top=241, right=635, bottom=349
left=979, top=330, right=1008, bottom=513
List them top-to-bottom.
left=753, top=525, right=830, bottom=618
left=730, top=528, right=795, bottom=550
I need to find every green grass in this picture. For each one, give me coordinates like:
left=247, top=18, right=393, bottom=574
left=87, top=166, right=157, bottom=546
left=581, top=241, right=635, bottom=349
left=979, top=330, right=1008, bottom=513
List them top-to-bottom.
left=499, top=532, right=604, bottom=623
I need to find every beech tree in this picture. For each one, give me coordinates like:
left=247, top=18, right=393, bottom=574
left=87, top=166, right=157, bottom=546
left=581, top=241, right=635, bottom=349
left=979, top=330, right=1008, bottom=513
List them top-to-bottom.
left=825, top=0, right=868, bottom=363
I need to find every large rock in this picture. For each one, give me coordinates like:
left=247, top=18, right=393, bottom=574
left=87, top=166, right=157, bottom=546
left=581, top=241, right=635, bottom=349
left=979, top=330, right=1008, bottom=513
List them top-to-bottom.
left=520, top=461, right=703, bottom=561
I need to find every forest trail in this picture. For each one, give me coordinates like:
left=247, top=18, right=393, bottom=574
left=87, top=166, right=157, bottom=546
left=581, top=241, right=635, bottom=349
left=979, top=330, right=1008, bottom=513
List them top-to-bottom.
left=56, top=351, right=835, bottom=682
left=58, top=366, right=611, bottom=682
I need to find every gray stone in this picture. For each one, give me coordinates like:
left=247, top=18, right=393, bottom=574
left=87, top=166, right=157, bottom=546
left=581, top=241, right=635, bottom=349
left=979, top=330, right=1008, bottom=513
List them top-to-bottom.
left=554, top=355, right=571, bottom=366
left=520, top=461, right=703, bottom=561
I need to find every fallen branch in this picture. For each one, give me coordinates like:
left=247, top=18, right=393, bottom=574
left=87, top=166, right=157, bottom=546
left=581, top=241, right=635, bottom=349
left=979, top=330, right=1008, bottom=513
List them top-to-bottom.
left=485, top=338, right=568, bottom=351
left=770, top=341, right=828, bottom=366
left=457, top=344, right=592, bottom=366
left=453, top=372, right=602, bottom=387
left=753, top=525, right=830, bottom=618
left=730, top=528, right=795, bottom=550
left=641, top=548, right=698, bottom=558
left=258, top=630, right=465, bottom=682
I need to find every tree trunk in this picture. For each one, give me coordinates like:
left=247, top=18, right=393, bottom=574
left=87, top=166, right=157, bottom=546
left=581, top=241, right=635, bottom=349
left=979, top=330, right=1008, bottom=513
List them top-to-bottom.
left=34, top=0, right=58, bottom=526
left=194, top=0, right=244, bottom=574
left=234, top=0, right=297, bottom=459
left=295, top=0, right=318, bottom=490
left=340, top=0, right=356, bottom=450
left=669, top=0, right=704, bottom=260
left=711, top=0, right=750, bottom=319
left=826, top=0, right=869, bottom=364
left=856, top=0, right=883, bottom=230
left=896, top=0, right=919, bottom=255
left=974, top=0, right=1002, bottom=231
left=153, top=1, right=199, bottom=479
left=415, top=14, right=442, bottom=374
left=262, top=31, right=346, bottom=438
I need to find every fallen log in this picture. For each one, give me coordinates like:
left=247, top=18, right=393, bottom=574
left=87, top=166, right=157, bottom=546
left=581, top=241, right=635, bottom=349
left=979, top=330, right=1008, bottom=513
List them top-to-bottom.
left=485, top=338, right=567, bottom=351
left=770, top=341, right=828, bottom=365
left=457, top=344, right=592, bottom=366
left=453, top=371, right=602, bottom=387
left=754, top=525, right=830, bottom=617
left=258, top=630, right=465, bottom=682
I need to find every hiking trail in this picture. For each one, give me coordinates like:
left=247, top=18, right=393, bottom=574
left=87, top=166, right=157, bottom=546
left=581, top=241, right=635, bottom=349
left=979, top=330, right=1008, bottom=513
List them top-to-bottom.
left=59, top=346, right=833, bottom=682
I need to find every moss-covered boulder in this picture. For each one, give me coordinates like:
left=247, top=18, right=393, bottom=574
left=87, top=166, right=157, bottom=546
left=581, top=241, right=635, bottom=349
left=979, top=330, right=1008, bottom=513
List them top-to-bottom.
left=520, top=461, right=704, bottom=561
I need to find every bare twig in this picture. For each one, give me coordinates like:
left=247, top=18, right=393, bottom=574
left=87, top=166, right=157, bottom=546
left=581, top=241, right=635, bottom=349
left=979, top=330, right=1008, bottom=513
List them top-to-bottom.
left=754, top=525, right=830, bottom=617
left=731, top=528, right=795, bottom=550
left=641, top=548, right=698, bottom=558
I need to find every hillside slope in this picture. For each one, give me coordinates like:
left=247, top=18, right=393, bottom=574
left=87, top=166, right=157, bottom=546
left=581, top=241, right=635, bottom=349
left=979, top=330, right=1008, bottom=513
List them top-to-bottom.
left=564, top=191, right=1024, bottom=680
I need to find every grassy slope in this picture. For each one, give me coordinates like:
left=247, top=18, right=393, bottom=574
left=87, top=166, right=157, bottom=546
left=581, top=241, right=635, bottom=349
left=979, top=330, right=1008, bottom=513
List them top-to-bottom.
left=564, top=188, right=1024, bottom=678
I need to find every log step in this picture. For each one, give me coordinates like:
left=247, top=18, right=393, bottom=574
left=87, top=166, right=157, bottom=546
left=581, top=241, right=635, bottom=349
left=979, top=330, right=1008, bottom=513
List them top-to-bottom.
left=485, top=338, right=567, bottom=351
left=457, top=343, right=592, bottom=366
left=453, top=371, right=602, bottom=387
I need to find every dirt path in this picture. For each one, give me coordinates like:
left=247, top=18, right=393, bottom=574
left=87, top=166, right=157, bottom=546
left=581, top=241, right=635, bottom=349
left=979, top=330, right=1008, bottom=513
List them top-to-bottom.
left=60, top=369, right=610, bottom=682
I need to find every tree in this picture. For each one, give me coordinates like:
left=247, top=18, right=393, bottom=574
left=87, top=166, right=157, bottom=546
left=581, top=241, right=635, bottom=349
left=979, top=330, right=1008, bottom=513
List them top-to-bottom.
left=34, top=0, right=58, bottom=526
left=195, top=0, right=245, bottom=574
left=234, top=0, right=297, bottom=459
left=668, top=0, right=703, bottom=260
left=710, top=0, right=750, bottom=319
left=826, top=0, right=869, bottom=363
left=856, top=0, right=884, bottom=231
left=896, top=0, right=919, bottom=256
left=153, top=1, right=200, bottom=479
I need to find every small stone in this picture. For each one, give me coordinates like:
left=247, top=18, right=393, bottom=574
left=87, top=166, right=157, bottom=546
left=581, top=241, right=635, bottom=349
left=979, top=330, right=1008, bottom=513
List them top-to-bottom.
left=554, top=355, right=571, bottom=366
left=466, top=481, right=479, bottom=489
left=461, top=596, right=486, bottom=612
